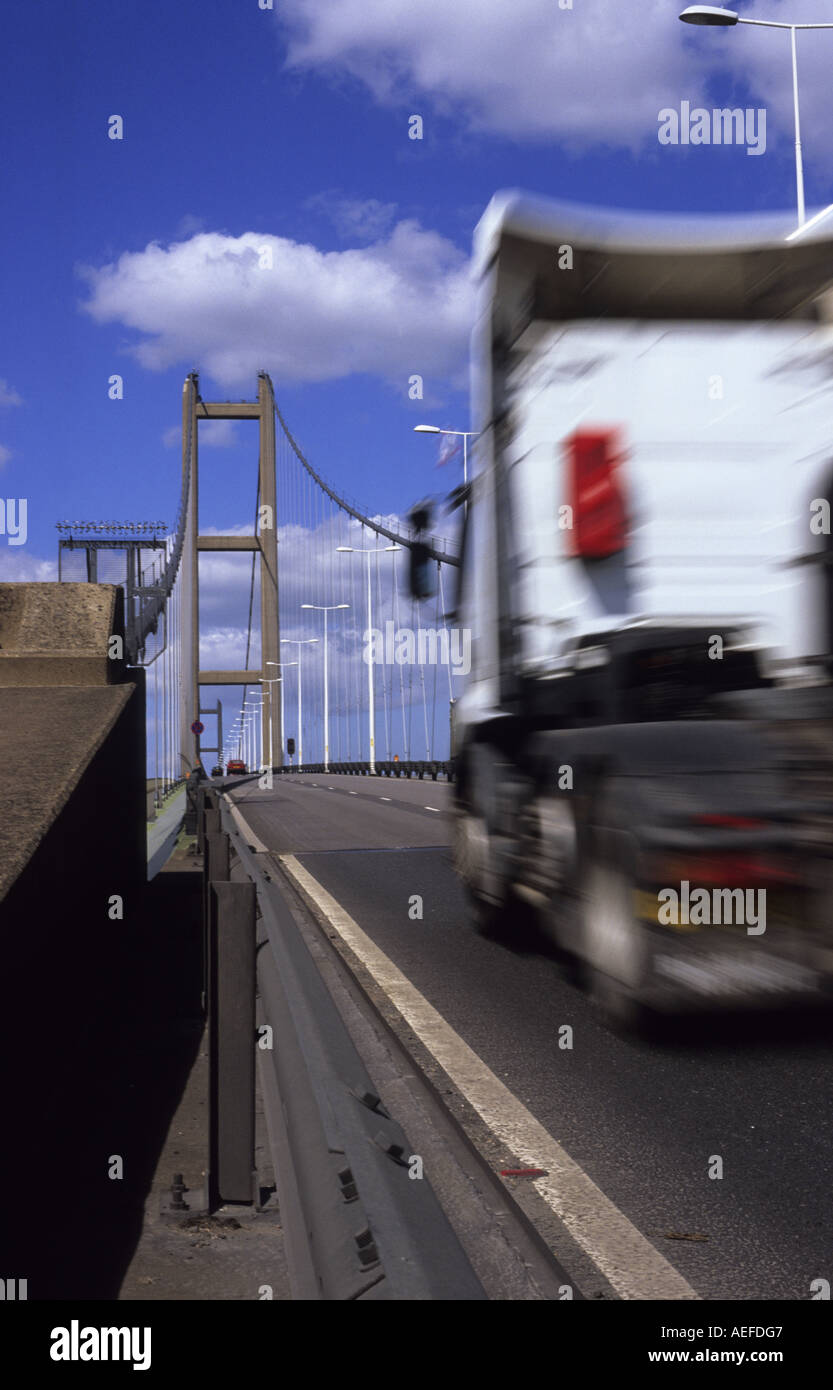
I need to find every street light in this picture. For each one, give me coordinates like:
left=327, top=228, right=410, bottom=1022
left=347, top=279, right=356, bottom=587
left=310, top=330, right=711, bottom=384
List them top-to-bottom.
left=680, top=7, right=833, bottom=229
left=413, top=424, right=477, bottom=487
left=337, top=545, right=400, bottom=774
left=301, top=603, right=350, bottom=771
left=280, top=638, right=319, bottom=769
left=265, top=661, right=297, bottom=766
left=257, top=676, right=282, bottom=770
left=244, top=699, right=262, bottom=770
left=229, top=717, right=244, bottom=761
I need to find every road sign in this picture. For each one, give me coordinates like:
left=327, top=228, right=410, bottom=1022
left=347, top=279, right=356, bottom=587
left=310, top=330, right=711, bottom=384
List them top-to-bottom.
left=191, top=720, right=204, bottom=735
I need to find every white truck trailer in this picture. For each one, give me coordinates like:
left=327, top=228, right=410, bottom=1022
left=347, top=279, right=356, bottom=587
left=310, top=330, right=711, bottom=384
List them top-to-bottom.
left=422, top=192, right=833, bottom=1027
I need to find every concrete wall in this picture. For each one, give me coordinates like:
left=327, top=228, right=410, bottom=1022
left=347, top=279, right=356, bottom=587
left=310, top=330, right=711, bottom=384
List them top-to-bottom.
left=0, top=583, right=146, bottom=1051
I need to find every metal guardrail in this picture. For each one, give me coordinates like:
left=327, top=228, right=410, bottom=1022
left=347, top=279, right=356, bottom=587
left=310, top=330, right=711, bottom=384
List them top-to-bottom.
left=275, top=760, right=454, bottom=782
left=206, top=792, right=484, bottom=1300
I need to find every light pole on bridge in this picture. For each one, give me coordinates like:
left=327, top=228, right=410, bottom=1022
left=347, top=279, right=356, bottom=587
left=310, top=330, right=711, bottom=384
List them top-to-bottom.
left=679, top=6, right=833, bottom=232
left=336, top=545, right=401, bottom=775
left=301, top=604, right=349, bottom=772
left=280, top=638, right=319, bottom=768
left=265, top=661, right=297, bottom=766
left=257, top=677, right=282, bottom=770
left=244, top=699, right=262, bottom=771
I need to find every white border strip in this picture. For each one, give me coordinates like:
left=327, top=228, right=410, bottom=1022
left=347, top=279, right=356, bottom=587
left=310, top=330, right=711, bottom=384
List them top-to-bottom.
left=278, top=850, right=699, bottom=1301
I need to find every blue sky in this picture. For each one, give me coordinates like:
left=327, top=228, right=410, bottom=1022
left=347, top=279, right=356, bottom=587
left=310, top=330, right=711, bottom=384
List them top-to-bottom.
left=3, top=0, right=833, bottom=761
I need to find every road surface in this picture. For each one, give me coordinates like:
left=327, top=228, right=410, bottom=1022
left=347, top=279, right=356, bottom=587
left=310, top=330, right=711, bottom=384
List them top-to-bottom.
left=227, top=772, right=833, bottom=1301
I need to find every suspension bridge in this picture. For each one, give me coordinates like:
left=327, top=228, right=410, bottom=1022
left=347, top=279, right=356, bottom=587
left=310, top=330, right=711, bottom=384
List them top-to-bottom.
left=55, top=372, right=462, bottom=790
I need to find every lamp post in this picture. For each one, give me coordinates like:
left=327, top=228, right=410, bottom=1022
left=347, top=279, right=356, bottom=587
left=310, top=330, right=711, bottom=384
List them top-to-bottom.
left=679, top=6, right=833, bottom=230
left=414, top=424, right=477, bottom=489
left=336, top=544, right=401, bottom=774
left=301, top=603, right=350, bottom=771
left=280, top=638, right=319, bottom=768
left=265, top=660, right=297, bottom=766
left=257, top=677, right=282, bottom=770
left=245, top=699, right=262, bottom=770
left=229, top=718, right=243, bottom=761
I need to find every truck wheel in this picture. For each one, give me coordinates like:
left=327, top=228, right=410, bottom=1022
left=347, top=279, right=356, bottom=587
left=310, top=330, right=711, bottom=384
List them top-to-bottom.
left=453, top=809, right=525, bottom=939
left=579, top=828, right=652, bottom=1034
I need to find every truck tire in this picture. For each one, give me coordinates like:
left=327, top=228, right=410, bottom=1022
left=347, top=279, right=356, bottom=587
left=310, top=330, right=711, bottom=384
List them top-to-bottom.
left=453, top=808, right=529, bottom=939
left=579, top=821, right=653, bottom=1035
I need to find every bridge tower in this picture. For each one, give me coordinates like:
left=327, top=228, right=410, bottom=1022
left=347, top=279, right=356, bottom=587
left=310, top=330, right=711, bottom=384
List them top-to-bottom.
left=180, top=372, right=281, bottom=773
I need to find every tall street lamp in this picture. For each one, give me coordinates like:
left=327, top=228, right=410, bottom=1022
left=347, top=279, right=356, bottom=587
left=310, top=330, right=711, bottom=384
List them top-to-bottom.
left=680, top=7, right=833, bottom=229
left=414, top=424, right=477, bottom=488
left=337, top=544, right=401, bottom=774
left=301, top=603, right=350, bottom=771
left=280, top=637, right=319, bottom=769
left=266, top=660, right=297, bottom=765
left=257, top=676, right=282, bottom=770
left=245, top=699, right=262, bottom=770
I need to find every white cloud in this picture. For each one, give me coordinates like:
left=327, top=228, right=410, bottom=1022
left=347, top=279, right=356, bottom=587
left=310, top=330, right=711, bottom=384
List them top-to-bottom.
left=277, top=0, right=833, bottom=169
left=279, top=0, right=713, bottom=148
left=79, top=222, right=472, bottom=390
left=0, top=379, right=22, bottom=408
left=163, top=419, right=238, bottom=448
left=0, top=444, right=11, bottom=469
left=0, top=551, right=57, bottom=581
left=199, top=626, right=257, bottom=669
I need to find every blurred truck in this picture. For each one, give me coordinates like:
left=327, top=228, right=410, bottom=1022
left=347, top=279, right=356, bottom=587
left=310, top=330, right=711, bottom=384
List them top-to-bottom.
left=423, top=192, right=833, bottom=1028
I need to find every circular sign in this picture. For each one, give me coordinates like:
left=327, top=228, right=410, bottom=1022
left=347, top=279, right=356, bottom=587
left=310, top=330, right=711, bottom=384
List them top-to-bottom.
left=191, top=720, right=205, bottom=735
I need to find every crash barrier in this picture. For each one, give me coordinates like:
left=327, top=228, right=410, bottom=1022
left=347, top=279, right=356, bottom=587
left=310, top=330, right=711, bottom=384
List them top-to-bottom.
left=274, top=760, right=454, bottom=782
left=199, top=791, right=258, bottom=1207
left=197, top=792, right=484, bottom=1299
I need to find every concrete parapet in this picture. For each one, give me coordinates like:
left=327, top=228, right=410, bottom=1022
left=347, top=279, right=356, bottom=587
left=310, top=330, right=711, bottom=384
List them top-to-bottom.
left=0, top=582, right=126, bottom=686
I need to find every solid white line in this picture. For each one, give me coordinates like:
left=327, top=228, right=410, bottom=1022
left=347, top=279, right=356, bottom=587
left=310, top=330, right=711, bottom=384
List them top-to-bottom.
left=223, top=795, right=270, bottom=854
left=381, top=796, right=391, bottom=802
left=424, top=806, right=440, bottom=812
left=278, top=852, right=699, bottom=1302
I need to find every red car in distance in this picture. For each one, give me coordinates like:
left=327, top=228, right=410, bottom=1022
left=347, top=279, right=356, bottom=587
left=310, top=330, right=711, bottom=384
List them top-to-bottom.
left=226, top=759, right=247, bottom=775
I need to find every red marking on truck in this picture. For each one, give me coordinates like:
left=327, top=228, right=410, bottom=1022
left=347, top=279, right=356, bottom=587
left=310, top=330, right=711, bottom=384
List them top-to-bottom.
left=564, top=427, right=627, bottom=558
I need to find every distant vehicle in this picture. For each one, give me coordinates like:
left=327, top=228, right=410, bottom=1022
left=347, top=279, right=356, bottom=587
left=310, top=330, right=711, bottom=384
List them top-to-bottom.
left=421, top=192, right=833, bottom=1031
left=226, top=759, right=247, bottom=775
left=211, top=764, right=224, bottom=777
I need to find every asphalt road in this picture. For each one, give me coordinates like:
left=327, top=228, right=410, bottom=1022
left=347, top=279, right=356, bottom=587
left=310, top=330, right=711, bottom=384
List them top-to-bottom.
left=228, top=772, right=833, bottom=1301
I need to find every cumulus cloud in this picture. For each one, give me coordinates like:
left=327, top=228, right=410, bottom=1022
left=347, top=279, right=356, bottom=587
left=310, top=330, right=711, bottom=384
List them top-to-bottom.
left=277, top=0, right=833, bottom=168
left=279, top=0, right=713, bottom=148
left=79, top=222, right=473, bottom=390
left=0, top=379, right=22, bottom=408
left=0, top=444, right=11, bottom=469
left=0, top=551, right=57, bottom=581
left=199, top=626, right=257, bottom=670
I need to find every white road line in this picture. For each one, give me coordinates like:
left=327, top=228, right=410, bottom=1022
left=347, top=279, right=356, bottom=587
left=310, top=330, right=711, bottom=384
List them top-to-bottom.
left=349, top=791, right=357, bottom=795
left=223, top=795, right=270, bottom=854
left=381, top=796, right=391, bottom=802
left=424, top=806, right=440, bottom=812
left=278, top=852, right=699, bottom=1302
